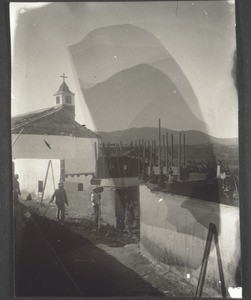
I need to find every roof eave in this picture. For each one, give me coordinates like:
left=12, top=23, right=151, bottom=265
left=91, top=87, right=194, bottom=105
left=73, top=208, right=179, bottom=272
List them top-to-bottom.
left=53, top=92, right=75, bottom=96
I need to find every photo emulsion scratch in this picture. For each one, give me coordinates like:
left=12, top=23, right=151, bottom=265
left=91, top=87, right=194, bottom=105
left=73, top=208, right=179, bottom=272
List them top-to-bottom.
left=10, top=1, right=241, bottom=298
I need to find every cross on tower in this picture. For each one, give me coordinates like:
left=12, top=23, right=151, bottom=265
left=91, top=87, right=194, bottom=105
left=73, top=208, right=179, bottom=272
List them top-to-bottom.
left=60, top=73, right=68, bottom=82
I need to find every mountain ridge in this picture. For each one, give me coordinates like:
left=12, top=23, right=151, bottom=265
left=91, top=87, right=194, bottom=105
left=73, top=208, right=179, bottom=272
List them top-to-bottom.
left=96, top=127, right=238, bottom=146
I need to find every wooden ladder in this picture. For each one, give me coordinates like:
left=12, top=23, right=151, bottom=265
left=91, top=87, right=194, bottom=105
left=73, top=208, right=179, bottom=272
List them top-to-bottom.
left=195, top=223, right=226, bottom=297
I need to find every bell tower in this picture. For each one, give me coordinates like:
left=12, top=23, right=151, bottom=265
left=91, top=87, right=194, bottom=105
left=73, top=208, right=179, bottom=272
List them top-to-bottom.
left=54, top=73, right=75, bottom=115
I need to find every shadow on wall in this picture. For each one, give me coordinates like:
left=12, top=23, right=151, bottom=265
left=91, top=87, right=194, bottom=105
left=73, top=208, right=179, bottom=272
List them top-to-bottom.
left=145, top=192, right=221, bottom=242
left=165, top=198, right=221, bottom=270
left=179, top=199, right=221, bottom=240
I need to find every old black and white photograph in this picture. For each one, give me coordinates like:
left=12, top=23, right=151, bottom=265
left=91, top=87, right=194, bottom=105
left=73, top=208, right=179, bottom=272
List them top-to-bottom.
left=10, top=1, right=241, bottom=298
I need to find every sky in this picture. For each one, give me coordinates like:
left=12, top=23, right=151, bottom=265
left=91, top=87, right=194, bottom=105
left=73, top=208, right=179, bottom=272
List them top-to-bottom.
left=10, top=1, right=237, bottom=138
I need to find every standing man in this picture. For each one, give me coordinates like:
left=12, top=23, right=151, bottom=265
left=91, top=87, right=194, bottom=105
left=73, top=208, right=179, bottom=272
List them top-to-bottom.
left=168, top=167, right=174, bottom=183
left=13, top=171, right=22, bottom=280
left=13, top=174, right=21, bottom=206
left=50, top=182, right=69, bottom=225
left=91, top=187, right=101, bottom=229
left=124, top=194, right=135, bottom=237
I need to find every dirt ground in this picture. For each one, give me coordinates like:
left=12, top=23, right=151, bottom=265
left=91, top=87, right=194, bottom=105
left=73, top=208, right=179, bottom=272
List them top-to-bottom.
left=15, top=199, right=196, bottom=297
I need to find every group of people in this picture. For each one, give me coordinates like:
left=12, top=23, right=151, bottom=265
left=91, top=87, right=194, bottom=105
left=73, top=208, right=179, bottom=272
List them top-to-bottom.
left=14, top=176, right=135, bottom=233
left=49, top=182, right=103, bottom=228
left=91, top=187, right=136, bottom=234
left=124, top=194, right=135, bottom=236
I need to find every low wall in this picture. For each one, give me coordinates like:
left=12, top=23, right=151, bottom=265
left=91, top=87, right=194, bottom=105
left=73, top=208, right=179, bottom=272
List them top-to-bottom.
left=101, top=177, right=140, bottom=187
left=140, top=185, right=241, bottom=295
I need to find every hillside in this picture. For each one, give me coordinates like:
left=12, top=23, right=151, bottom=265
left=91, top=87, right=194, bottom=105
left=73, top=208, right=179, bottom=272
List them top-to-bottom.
left=97, top=127, right=238, bottom=146
left=97, top=127, right=239, bottom=173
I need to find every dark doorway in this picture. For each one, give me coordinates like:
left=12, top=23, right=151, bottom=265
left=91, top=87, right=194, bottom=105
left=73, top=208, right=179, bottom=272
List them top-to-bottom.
left=115, top=186, right=139, bottom=230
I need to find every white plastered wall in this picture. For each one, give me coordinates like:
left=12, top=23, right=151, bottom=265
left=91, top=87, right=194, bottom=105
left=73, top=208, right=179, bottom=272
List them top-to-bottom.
left=13, top=158, right=61, bottom=200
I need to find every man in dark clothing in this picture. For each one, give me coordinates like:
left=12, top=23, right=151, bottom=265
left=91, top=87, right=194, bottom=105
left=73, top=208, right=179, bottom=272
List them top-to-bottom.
left=13, top=172, right=22, bottom=277
left=13, top=174, right=21, bottom=206
left=50, top=182, right=69, bottom=224
left=91, top=187, right=101, bottom=229
left=124, top=194, right=135, bottom=237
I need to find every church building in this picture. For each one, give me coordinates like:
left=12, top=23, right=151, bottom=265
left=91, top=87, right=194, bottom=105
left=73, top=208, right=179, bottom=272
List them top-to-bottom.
left=12, top=75, right=100, bottom=202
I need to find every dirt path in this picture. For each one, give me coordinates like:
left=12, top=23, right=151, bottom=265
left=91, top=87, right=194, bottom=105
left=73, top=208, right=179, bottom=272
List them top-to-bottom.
left=16, top=200, right=195, bottom=297
left=16, top=214, right=162, bottom=296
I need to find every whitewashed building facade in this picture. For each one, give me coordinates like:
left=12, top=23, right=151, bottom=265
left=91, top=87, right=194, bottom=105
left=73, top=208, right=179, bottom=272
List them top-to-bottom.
left=12, top=78, right=100, bottom=201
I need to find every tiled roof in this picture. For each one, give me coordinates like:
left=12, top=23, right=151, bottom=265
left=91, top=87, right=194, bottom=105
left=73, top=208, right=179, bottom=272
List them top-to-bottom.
left=11, top=106, right=99, bottom=139
left=11, top=106, right=62, bottom=130
left=74, top=122, right=100, bottom=138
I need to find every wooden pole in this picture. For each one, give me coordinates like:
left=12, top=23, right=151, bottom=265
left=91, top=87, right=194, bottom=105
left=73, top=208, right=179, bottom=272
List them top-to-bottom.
left=159, top=118, right=162, bottom=172
left=12, top=127, right=24, bottom=147
left=166, top=132, right=169, bottom=172
left=178, top=132, right=181, bottom=181
left=183, top=132, right=186, bottom=166
left=163, top=134, right=166, bottom=173
left=171, top=134, right=174, bottom=167
left=147, top=140, right=150, bottom=166
left=153, top=140, right=157, bottom=166
left=107, top=141, right=111, bottom=176
left=107, top=141, right=111, bottom=159
left=120, top=141, right=124, bottom=176
left=129, top=141, right=133, bottom=176
left=142, top=141, right=146, bottom=176
left=149, top=141, right=153, bottom=176
left=94, top=142, right=98, bottom=177
left=102, top=142, right=106, bottom=178
left=115, top=143, right=118, bottom=177
left=116, top=143, right=120, bottom=177
left=137, top=144, right=141, bottom=176
left=60, top=158, right=65, bottom=182
left=41, top=160, right=51, bottom=205
left=50, top=161, right=56, bottom=190
left=195, top=223, right=226, bottom=298
left=195, top=224, right=214, bottom=297
left=213, top=226, right=227, bottom=297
